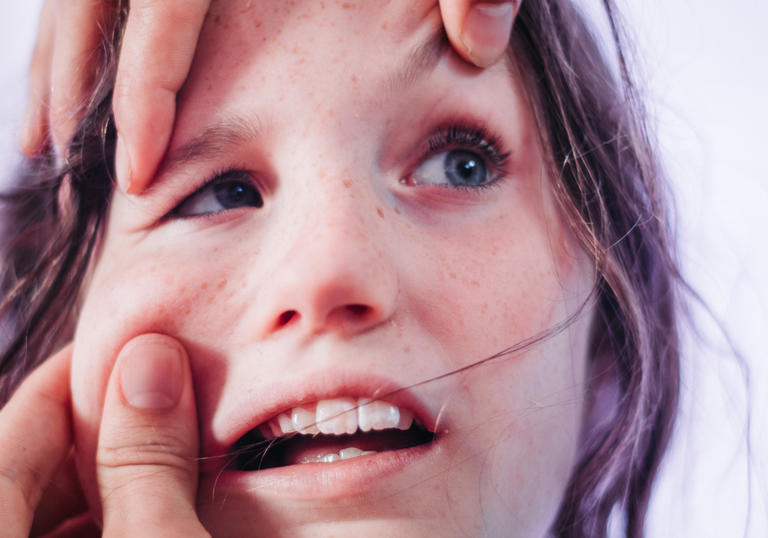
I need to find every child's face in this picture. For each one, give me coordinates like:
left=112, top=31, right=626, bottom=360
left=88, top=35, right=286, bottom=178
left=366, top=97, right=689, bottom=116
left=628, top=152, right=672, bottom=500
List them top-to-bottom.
left=71, top=1, right=594, bottom=535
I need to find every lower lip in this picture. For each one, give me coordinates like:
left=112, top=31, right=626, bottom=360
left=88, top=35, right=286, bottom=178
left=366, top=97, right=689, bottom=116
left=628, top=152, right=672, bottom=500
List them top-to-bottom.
left=199, top=438, right=438, bottom=500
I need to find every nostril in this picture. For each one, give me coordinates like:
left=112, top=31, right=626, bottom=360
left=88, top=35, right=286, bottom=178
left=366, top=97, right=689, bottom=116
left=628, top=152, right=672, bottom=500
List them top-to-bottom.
left=345, top=304, right=370, bottom=317
left=277, top=310, right=298, bottom=328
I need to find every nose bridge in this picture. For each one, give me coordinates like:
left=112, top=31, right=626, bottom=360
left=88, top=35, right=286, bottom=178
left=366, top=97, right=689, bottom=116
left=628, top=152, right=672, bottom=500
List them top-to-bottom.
left=252, top=163, right=399, bottom=340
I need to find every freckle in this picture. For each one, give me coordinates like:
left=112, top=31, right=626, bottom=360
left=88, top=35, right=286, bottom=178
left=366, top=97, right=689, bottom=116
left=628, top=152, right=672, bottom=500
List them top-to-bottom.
left=342, top=2, right=354, bottom=9
left=214, top=14, right=221, bottom=23
left=381, top=22, right=388, bottom=30
left=342, top=179, right=352, bottom=189
left=376, top=207, right=384, bottom=219
left=394, top=207, right=401, bottom=215
left=449, top=272, right=456, bottom=279
left=217, top=279, right=227, bottom=290
left=471, top=279, right=479, bottom=287
left=201, top=282, right=208, bottom=291
left=403, top=345, right=411, bottom=353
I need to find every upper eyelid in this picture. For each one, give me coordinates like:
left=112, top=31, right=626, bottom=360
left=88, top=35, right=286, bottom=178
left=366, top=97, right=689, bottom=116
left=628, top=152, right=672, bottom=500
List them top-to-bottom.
left=162, top=121, right=510, bottom=220
left=413, top=123, right=512, bottom=178
left=165, top=169, right=260, bottom=219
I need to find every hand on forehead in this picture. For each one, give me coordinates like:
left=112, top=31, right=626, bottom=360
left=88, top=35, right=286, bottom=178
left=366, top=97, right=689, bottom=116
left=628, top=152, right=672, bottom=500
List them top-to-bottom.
left=23, top=0, right=521, bottom=193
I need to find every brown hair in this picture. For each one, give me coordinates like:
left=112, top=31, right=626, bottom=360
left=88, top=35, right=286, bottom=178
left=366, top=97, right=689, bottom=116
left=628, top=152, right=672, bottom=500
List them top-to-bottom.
left=0, top=1, right=681, bottom=536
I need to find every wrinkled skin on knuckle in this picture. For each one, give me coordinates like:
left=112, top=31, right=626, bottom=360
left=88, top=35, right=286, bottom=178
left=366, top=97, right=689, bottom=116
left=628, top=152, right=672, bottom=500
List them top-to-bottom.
left=97, top=426, right=194, bottom=475
left=0, top=467, right=36, bottom=524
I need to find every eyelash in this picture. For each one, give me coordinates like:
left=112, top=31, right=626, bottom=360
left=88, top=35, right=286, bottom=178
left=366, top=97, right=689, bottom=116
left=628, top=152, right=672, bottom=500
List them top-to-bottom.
left=165, top=121, right=511, bottom=220
left=414, top=122, right=511, bottom=192
left=165, top=168, right=258, bottom=221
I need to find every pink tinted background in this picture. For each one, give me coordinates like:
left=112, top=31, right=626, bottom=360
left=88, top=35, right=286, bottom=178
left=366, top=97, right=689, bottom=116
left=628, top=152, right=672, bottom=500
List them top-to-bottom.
left=1, top=2, right=766, bottom=536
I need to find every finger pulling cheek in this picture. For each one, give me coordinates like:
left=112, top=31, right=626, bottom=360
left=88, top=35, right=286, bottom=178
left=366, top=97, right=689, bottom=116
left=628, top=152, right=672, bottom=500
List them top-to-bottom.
left=69, top=251, right=242, bottom=509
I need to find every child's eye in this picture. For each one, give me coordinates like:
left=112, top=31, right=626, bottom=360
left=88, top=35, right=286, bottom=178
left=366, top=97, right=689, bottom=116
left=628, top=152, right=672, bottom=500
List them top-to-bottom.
left=403, top=123, right=510, bottom=190
left=410, top=149, right=490, bottom=188
left=170, top=171, right=263, bottom=218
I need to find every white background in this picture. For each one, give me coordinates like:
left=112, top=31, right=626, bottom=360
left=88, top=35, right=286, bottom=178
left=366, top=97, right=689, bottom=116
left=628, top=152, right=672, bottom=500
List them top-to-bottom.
left=1, top=2, right=766, bottom=536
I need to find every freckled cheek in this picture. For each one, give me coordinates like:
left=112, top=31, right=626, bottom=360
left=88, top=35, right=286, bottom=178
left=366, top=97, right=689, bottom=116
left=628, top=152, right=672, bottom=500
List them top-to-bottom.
left=424, top=230, right=563, bottom=359
left=70, top=253, right=247, bottom=506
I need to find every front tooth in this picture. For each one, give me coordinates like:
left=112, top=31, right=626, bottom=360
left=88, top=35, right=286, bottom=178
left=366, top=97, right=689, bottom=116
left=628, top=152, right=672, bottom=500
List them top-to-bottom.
left=316, top=398, right=358, bottom=435
left=357, top=399, right=400, bottom=432
left=292, top=405, right=319, bottom=435
left=321, top=453, right=340, bottom=463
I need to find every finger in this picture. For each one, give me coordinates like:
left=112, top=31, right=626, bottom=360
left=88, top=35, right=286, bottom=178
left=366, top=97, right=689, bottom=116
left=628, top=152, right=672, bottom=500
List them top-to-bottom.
left=21, top=0, right=56, bottom=156
left=48, top=0, right=112, bottom=155
left=113, top=0, right=211, bottom=195
left=439, top=0, right=521, bottom=68
left=96, top=334, right=209, bottom=537
left=0, top=345, right=73, bottom=538
left=29, top=450, right=89, bottom=537
left=36, top=512, right=100, bottom=538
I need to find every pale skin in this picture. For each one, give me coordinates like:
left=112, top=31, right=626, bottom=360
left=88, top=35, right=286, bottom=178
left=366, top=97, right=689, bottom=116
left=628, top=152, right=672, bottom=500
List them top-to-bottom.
left=0, top=0, right=597, bottom=536
left=21, top=0, right=520, bottom=194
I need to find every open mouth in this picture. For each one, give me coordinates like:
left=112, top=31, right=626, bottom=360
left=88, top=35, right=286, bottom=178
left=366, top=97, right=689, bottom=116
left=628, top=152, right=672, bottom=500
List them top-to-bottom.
left=228, top=397, right=435, bottom=471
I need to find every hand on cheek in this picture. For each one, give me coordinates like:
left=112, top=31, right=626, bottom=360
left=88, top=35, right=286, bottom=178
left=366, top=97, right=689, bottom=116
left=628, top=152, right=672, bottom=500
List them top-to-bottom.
left=96, top=334, right=209, bottom=537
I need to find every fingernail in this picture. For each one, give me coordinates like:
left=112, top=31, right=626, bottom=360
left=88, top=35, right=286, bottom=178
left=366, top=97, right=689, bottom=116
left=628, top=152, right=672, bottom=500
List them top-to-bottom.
left=461, top=2, right=518, bottom=68
left=114, top=135, right=134, bottom=193
left=119, top=338, right=184, bottom=410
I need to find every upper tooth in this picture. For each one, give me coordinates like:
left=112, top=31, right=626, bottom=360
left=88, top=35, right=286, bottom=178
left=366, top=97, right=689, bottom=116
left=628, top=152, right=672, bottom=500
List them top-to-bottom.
left=268, top=398, right=416, bottom=437
left=316, top=398, right=358, bottom=435
left=358, top=399, right=400, bottom=432
left=291, top=405, right=319, bottom=435
left=397, top=408, right=414, bottom=430
left=277, top=412, right=293, bottom=434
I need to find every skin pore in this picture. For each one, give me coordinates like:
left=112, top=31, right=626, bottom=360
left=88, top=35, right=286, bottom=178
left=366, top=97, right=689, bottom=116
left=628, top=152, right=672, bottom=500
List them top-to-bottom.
left=70, top=1, right=594, bottom=536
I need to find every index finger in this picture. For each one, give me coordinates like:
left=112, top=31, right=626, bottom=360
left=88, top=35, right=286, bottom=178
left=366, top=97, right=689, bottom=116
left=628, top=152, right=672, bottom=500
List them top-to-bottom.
left=112, top=0, right=211, bottom=195
left=0, top=345, right=73, bottom=537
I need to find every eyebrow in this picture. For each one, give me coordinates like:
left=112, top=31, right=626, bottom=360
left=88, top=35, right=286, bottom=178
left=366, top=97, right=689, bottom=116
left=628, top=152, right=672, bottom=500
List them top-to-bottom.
left=386, top=27, right=450, bottom=95
left=158, top=29, right=450, bottom=177
left=160, top=115, right=265, bottom=177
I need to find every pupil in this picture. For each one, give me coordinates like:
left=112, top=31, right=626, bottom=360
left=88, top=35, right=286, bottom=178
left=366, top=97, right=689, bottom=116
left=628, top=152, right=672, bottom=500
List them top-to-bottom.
left=444, top=150, right=487, bottom=186
left=214, top=180, right=263, bottom=209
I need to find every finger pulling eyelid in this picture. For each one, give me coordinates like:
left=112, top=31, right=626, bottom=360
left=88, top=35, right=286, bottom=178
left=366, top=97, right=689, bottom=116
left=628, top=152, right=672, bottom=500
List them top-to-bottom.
left=154, top=114, right=268, bottom=182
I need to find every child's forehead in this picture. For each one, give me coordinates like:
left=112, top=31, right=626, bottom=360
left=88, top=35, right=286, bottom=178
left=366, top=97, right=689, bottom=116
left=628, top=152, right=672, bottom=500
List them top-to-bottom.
left=171, top=0, right=508, bottom=153
left=193, top=0, right=444, bottom=83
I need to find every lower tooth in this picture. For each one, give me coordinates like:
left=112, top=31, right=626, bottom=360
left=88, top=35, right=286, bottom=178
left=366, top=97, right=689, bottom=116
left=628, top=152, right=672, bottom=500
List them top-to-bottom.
left=304, top=447, right=378, bottom=464
left=339, top=447, right=366, bottom=460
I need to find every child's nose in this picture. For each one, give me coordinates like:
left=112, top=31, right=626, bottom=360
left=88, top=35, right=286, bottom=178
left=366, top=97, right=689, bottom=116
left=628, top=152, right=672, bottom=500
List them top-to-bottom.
left=251, top=193, right=399, bottom=341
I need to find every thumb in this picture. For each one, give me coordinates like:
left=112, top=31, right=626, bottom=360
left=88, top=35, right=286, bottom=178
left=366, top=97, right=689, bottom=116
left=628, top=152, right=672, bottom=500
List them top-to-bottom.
left=439, top=0, right=521, bottom=68
left=96, top=334, right=209, bottom=537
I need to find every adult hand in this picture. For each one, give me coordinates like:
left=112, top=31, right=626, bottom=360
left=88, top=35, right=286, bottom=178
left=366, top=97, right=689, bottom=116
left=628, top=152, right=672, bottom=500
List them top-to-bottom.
left=21, top=0, right=521, bottom=194
left=0, top=335, right=209, bottom=537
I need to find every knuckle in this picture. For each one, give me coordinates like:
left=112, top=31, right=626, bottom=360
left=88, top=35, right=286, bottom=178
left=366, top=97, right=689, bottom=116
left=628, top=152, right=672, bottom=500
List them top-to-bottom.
left=97, top=426, right=193, bottom=473
left=0, top=466, right=35, bottom=521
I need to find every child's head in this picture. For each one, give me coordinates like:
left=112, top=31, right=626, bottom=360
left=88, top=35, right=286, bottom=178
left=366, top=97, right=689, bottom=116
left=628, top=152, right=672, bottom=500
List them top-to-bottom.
left=1, top=1, right=680, bottom=536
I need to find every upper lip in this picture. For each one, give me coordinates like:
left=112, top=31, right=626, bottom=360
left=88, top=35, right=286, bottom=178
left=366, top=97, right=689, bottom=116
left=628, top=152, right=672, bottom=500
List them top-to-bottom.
left=200, top=369, right=440, bottom=472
